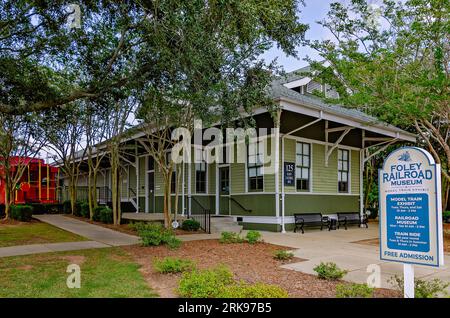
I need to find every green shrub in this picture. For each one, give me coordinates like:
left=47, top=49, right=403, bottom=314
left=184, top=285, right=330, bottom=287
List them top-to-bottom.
left=62, top=200, right=72, bottom=214
left=73, top=201, right=83, bottom=216
left=80, top=202, right=89, bottom=218
left=29, top=203, right=62, bottom=214
left=10, top=205, right=33, bottom=222
left=93, top=206, right=104, bottom=222
left=99, top=207, right=113, bottom=224
left=443, top=211, right=450, bottom=222
left=181, top=219, right=200, bottom=231
left=135, top=222, right=181, bottom=248
left=245, top=230, right=262, bottom=244
left=220, top=231, right=244, bottom=244
left=273, top=250, right=294, bottom=261
left=153, top=257, right=196, bottom=274
left=313, top=262, right=348, bottom=280
left=178, top=265, right=234, bottom=298
left=178, top=265, right=289, bottom=298
left=389, top=275, right=449, bottom=298
left=219, top=282, right=288, bottom=298
left=336, top=283, right=374, bottom=298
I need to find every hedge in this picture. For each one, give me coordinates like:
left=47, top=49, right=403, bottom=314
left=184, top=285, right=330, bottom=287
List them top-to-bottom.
left=10, top=205, right=34, bottom=222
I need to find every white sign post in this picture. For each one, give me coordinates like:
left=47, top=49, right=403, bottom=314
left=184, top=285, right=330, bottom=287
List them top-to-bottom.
left=379, top=147, right=444, bottom=298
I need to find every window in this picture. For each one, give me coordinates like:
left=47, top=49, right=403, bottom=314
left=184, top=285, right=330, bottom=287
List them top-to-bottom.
left=247, top=141, right=263, bottom=191
left=296, top=142, right=310, bottom=191
left=195, top=148, right=207, bottom=193
left=338, top=149, right=349, bottom=193
left=219, top=166, right=230, bottom=194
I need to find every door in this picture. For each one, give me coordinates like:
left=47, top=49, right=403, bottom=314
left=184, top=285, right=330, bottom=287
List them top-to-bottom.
left=219, top=166, right=230, bottom=215
left=148, top=171, right=155, bottom=213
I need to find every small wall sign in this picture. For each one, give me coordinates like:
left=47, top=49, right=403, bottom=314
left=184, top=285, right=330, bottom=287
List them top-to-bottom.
left=379, top=147, right=444, bottom=267
left=284, top=162, right=295, bottom=186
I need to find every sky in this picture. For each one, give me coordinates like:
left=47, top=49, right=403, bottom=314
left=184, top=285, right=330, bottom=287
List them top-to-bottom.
left=261, top=0, right=336, bottom=72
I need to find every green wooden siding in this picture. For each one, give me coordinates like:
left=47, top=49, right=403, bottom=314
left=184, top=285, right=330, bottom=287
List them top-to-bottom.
left=312, top=144, right=338, bottom=193
left=351, top=150, right=360, bottom=195
left=208, top=163, right=216, bottom=194
left=230, top=163, right=245, bottom=194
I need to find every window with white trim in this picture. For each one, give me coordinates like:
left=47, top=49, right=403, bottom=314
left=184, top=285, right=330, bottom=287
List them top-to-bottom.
left=247, top=141, right=263, bottom=191
left=296, top=142, right=310, bottom=191
left=338, top=149, right=349, bottom=193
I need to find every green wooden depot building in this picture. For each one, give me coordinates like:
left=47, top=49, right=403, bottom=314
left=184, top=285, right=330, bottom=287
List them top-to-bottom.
left=67, top=67, right=415, bottom=232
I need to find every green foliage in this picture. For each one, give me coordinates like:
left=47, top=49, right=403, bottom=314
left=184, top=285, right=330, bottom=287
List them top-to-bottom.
left=62, top=200, right=72, bottom=214
left=72, top=201, right=83, bottom=217
left=79, top=202, right=89, bottom=218
left=29, top=203, right=62, bottom=214
left=10, top=205, right=33, bottom=222
left=93, top=206, right=104, bottom=222
left=99, top=207, right=113, bottom=224
left=443, top=211, right=450, bottom=222
left=181, top=219, right=200, bottom=231
left=134, top=222, right=181, bottom=248
left=245, top=230, right=262, bottom=244
left=220, top=231, right=245, bottom=244
left=273, top=250, right=294, bottom=261
left=153, top=257, right=196, bottom=274
left=313, top=262, right=348, bottom=280
left=178, top=265, right=289, bottom=298
left=178, top=266, right=234, bottom=298
left=389, top=275, right=449, bottom=298
left=218, top=282, right=288, bottom=298
left=335, top=283, right=374, bottom=298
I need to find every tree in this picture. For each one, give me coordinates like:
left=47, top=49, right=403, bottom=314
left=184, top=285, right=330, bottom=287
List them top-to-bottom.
left=134, top=0, right=307, bottom=228
left=306, top=0, right=449, bottom=208
left=38, top=104, right=86, bottom=215
left=0, top=113, right=46, bottom=219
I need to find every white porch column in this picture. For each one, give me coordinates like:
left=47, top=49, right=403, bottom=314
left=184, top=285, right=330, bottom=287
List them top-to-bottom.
left=360, top=130, right=365, bottom=225
left=281, top=136, right=286, bottom=233
left=135, top=152, right=139, bottom=213
left=145, top=156, right=149, bottom=213
left=182, top=162, right=185, bottom=216
left=188, top=162, right=192, bottom=217
left=215, top=163, right=219, bottom=215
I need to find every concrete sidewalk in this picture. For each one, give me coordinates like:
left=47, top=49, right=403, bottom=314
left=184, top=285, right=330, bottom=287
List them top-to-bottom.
left=33, top=214, right=140, bottom=246
left=258, top=225, right=450, bottom=292
left=0, top=241, right=109, bottom=258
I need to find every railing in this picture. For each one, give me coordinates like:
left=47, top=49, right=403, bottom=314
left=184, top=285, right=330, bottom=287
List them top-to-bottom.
left=58, top=186, right=112, bottom=205
left=128, top=187, right=138, bottom=211
left=190, top=196, right=211, bottom=234
left=230, top=197, right=252, bottom=213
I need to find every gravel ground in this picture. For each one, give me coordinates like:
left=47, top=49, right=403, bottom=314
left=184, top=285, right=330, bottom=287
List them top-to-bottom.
left=123, top=240, right=399, bottom=298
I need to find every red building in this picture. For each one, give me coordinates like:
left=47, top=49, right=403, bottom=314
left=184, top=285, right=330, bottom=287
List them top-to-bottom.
left=0, top=157, right=59, bottom=206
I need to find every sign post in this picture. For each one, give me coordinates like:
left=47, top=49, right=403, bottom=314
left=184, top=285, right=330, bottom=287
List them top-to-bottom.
left=379, top=147, right=444, bottom=298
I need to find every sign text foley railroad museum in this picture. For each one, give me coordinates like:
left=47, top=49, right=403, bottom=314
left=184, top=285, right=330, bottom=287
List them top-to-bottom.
left=379, top=147, right=444, bottom=267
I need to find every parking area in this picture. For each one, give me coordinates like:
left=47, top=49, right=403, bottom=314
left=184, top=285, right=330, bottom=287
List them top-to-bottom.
left=259, top=223, right=450, bottom=292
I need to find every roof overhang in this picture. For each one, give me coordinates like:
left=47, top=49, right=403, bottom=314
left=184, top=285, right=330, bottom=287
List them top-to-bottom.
left=271, top=96, right=416, bottom=143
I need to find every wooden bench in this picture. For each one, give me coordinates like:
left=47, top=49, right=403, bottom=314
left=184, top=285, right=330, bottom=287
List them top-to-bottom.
left=337, top=212, right=368, bottom=230
left=293, top=213, right=329, bottom=234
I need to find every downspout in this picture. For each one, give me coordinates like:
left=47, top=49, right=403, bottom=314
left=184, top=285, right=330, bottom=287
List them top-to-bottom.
left=281, top=111, right=323, bottom=233
left=360, top=130, right=365, bottom=226
left=182, top=162, right=185, bottom=216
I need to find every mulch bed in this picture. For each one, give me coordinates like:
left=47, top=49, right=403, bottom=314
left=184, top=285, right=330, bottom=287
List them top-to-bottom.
left=65, top=214, right=204, bottom=236
left=0, top=219, right=39, bottom=226
left=123, top=240, right=399, bottom=298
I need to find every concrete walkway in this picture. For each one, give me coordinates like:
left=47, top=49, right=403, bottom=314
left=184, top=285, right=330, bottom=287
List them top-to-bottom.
left=0, top=214, right=219, bottom=258
left=33, top=214, right=140, bottom=246
left=258, top=225, right=450, bottom=292
left=0, top=241, right=109, bottom=258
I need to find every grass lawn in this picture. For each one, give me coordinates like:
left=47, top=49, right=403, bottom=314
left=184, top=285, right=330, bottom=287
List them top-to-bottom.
left=0, top=221, right=87, bottom=247
left=0, top=247, right=157, bottom=298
